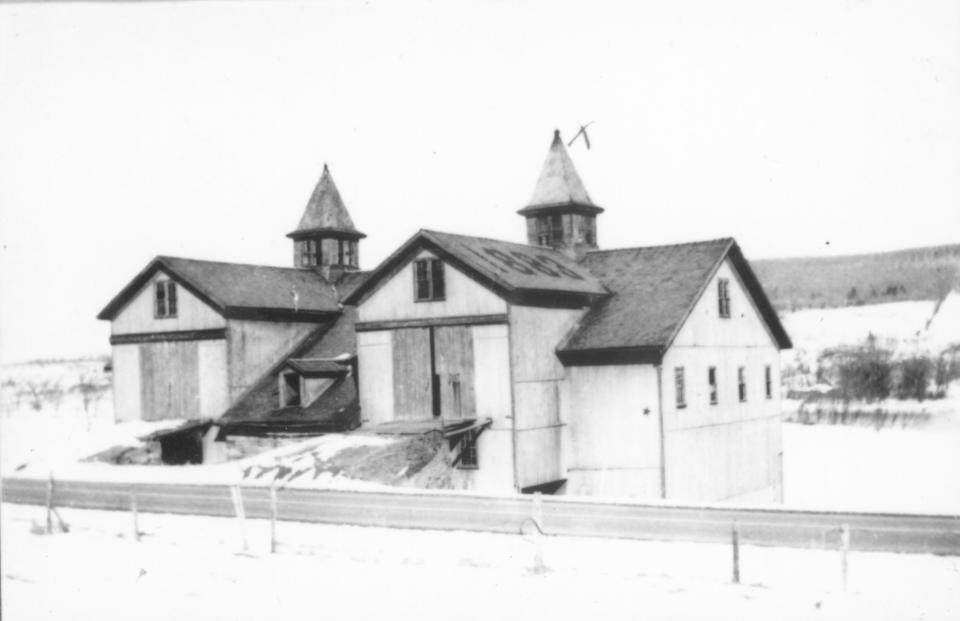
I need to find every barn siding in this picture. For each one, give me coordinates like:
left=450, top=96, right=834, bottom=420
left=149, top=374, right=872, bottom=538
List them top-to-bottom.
left=358, top=250, right=507, bottom=323
left=661, top=259, right=783, bottom=502
left=112, top=271, right=225, bottom=335
left=509, top=304, right=585, bottom=489
left=226, top=320, right=318, bottom=401
left=391, top=328, right=433, bottom=420
left=357, top=330, right=394, bottom=424
left=139, top=340, right=201, bottom=421
left=197, top=340, right=229, bottom=418
left=111, top=344, right=141, bottom=422
left=564, top=364, right=663, bottom=498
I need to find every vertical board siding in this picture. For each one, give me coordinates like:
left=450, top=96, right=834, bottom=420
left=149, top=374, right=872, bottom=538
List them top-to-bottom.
left=358, top=251, right=508, bottom=323
left=111, top=272, right=225, bottom=335
left=226, top=320, right=318, bottom=400
left=471, top=324, right=511, bottom=422
left=434, top=325, right=475, bottom=419
left=391, top=328, right=433, bottom=420
left=357, top=331, right=394, bottom=424
left=139, top=340, right=201, bottom=421
left=197, top=340, right=229, bottom=418
left=111, top=345, right=141, bottom=422
left=516, top=427, right=563, bottom=489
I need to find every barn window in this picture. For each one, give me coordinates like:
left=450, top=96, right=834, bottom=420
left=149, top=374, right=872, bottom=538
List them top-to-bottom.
left=535, top=214, right=564, bottom=246
left=414, top=258, right=445, bottom=301
left=718, top=279, right=731, bottom=318
left=154, top=280, right=177, bottom=318
left=765, top=366, right=773, bottom=399
left=674, top=367, right=686, bottom=409
left=708, top=367, right=718, bottom=405
left=738, top=367, right=747, bottom=402
left=280, top=372, right=302, bottom=407
left=458, top=430, right=478, bottom=469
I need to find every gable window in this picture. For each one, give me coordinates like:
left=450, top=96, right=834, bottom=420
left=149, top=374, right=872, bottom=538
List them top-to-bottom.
left=414, top=258, right=445, bottom=301
left=718, top=278, right=731, bottom=318
left=154, top=280, right=178, bottom=318
left=708, top=366, right=718, bottom=405
left=765, top=366, right=773, bottom=399
left=674, top=367, right=686, bottom=409
left=738, top=367, right=747, bottom=402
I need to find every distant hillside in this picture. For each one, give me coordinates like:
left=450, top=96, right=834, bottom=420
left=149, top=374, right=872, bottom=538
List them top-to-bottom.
left=752, top=243, right=960, bottom=312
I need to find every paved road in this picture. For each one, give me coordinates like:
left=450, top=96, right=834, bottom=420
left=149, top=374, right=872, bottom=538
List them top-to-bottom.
left=3, top=477, right=958, bottom=554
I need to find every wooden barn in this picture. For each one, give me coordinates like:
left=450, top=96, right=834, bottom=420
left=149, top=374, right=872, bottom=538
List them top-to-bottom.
left=99, top=130, right=790, bottom=503
left=344, top=131, right=791, bottom=502
left=98, top=165, right=368, bottom=459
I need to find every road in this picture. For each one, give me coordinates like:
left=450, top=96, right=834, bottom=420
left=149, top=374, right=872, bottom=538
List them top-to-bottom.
left=3, top=476, right=958, bottom=554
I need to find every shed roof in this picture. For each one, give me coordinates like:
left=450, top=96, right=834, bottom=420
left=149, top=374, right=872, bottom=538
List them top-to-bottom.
left=518, top=130, right=602, bottom=215
left=288, top=164, right=365, bottom=239
left=344, top=229, right=608, bottom=308
left=558, top=238, right=791, bottom=364
left=97, top=256, right=342, bottom=321
left=286, top=358, right=352, bottom=375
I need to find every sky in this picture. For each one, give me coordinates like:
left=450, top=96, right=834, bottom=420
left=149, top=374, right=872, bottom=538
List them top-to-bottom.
left=1, top=0, right=958, bottom=364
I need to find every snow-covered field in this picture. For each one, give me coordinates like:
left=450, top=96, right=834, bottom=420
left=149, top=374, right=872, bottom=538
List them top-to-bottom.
left=780, top=300, right=936, bottom=354
left=2, top=503, right=958, bottom=621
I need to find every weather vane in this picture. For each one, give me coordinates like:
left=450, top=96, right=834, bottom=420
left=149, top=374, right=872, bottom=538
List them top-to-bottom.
left=567, top=121, right=594, bottom=149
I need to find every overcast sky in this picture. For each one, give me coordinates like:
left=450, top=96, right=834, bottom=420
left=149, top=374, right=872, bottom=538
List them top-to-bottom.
left=1, top=0, right=958, bottom=364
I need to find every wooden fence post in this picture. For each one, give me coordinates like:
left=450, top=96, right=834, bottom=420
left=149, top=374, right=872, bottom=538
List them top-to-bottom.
left=45, top=472, right=54, bottom=535
left=269, top=483, right=278, bottom=554
left=229, top=485, right=247, bottom=552
left=131, top=492, right=140, bottom=542
left=531, top=492, right=546, bottom=574
left=731, top=522, right=741, bottom=584
left=840, top=524, right=850, bottom=591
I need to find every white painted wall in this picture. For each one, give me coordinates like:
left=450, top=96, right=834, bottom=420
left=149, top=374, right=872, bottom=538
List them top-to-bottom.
left=358, top=250, right=508, bottom=323
left=661, top=258, right=784, bottom=502
left=111, top=271, right=225, bottom=335
left=357, top=330, right=394, bottom=424
left=197, top=340, right=228, bottom=418
left=111, top=344, right=140, bottom=422
left=564, top=364, right=663, bottom=499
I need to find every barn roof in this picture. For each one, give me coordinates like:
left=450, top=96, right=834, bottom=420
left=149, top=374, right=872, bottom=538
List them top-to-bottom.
left=517, top=130, right=603, bottom=216
left=288, top=164, right=365, bottom=239
left=343, top=229, right=609, bottom=308
left=557, top=238, right=791, bottom=364
left=97, top=256, right=343, bottom=321
left=218, top=309, right=360, bottom=435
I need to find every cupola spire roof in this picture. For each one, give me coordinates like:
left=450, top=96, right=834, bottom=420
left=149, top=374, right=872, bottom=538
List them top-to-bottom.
left=519, top=129, right=603, bottom=215
left=288, top=164, right=365, bottom=239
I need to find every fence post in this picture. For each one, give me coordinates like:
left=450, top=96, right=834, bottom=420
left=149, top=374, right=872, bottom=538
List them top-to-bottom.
left=45, top=472, right=54, bottom=535
left=269, top=483, right=278, bottom=554
left=229, top=485, right=247, bottom=552
left=131, top=492, right=140, bottom=542
left=531, top=492, right=546, bottom=574
left=731, top=522, right=741, bottom=584
left=840, top=524, right=850, bottom=591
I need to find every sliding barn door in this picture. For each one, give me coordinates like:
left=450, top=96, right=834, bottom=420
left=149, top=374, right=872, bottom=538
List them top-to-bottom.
left=434, top=326, right=475, bottom=420
left=391, top=328, right=433, bottom=420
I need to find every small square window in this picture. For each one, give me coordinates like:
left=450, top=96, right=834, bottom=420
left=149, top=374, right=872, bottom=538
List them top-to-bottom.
left=414, top=258, right=445, bottom=301
left=718, top=279, right=731, bottom=318
left=154, top=280, right=177, bottom=318
left=674, top=367, right=686, bottom=409
left=738, top=367, right=747, bottom=402
left=280, top=372, right=302, bottom=407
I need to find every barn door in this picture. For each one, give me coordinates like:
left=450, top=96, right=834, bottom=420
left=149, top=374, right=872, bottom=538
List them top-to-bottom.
left=434, top=326, right=475, bottom=419
left=391, top=328, right=433, bottom=420
left=140, top=341, right=200, bottom=421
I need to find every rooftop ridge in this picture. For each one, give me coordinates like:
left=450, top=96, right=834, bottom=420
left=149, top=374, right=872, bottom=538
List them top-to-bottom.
left=581, top=237, right=735, bottom=256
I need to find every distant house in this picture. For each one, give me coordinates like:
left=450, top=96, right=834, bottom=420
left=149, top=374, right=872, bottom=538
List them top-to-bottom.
left=345, top=131, right=791, bottom=502
left=98, top=165, right=367, bottom=452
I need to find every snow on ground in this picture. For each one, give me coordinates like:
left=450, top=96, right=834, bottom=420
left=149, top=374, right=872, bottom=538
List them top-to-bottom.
left=780, top=300, right=936, bottom=354
left=782, top=423, right=960, bottom=514
left=2, top=503, right=957, bottom=621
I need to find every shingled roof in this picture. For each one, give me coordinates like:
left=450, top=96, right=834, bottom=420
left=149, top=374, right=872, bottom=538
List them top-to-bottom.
left=517, top=130, right=603, bottom=216
left=288, top=164, right=365, bottom=239
left=344, top=229, right=608, bottom=308
left=557, top=238, right=791, bottom=364
left=97, top=256, right=342, bottom=321
left=218, top=309, right=360, bottom=435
